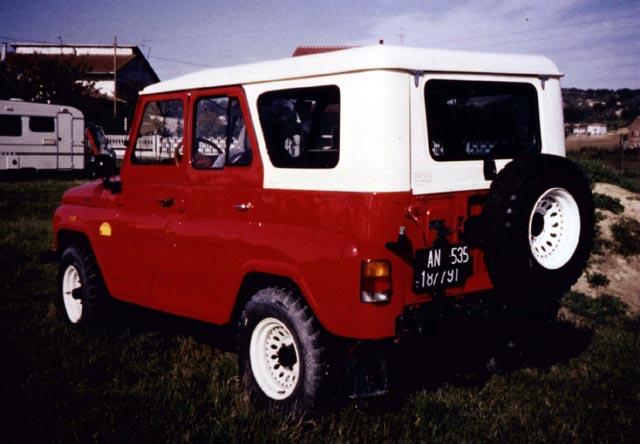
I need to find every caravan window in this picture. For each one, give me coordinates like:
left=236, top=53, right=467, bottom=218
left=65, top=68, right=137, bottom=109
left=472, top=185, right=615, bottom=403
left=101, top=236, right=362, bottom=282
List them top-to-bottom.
left=0, top=115, right=22, bottom=137
left=29, top=116, right=55, bottom=133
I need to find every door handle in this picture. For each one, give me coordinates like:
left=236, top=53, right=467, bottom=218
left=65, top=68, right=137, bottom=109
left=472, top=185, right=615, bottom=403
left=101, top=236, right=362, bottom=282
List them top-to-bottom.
left=158, top=197, right=174, bottom=208
left=234, top=202, right=253, bottom=212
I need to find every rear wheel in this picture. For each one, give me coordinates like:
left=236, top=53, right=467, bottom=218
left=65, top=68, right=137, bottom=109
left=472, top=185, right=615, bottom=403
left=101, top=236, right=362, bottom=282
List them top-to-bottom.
left=238, top=288, right=330, bottom=411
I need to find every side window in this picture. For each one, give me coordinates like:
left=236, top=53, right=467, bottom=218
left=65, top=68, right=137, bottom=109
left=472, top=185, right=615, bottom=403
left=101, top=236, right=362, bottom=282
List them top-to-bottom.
left=257, top=85, right=340, bottom=169
left=193, top=96, right=253, bottom=169
left=133, top=99, right=184, bottom=164
left=0, top=115, right=22, bottom=137
left=29, top=116, right=55, bottom=133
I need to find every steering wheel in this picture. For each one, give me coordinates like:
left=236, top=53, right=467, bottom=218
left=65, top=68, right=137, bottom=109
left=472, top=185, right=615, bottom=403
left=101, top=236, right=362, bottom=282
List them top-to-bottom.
left=194, top=137, right=224, bottom=155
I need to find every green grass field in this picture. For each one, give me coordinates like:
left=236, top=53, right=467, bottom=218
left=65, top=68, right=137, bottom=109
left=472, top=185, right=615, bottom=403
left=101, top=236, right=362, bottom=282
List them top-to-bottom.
left=1, top=176, right=639, bottom=442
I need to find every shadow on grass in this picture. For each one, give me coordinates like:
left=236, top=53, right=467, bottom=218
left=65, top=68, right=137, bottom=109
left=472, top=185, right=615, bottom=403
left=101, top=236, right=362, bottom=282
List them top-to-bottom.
left=96, top=292, right=593, bottom=411
left=102, top=300, right=238, bottom=353
left=392, top=318, right=591, bottom=391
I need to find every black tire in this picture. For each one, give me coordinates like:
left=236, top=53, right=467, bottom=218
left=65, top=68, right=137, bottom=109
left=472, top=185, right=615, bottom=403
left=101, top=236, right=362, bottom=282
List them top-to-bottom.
left=482, top=154, right=594, bottom=318
left=58, top=242, right=110, bottom=326
left=237, top=287, right=330, bottom=411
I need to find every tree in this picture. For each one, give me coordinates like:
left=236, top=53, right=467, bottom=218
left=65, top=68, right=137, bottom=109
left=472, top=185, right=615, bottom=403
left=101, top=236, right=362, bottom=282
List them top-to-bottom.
left=0, top=55, right=96, bottom=107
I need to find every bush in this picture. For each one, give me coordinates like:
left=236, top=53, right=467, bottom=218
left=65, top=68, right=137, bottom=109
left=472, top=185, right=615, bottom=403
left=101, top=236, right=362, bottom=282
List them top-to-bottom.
left=567, top=156, right=640, bottom=192
left=593, top=193, right=624, bottom=214
left=611, top=217, right=640, bottom=256
left=587, top=272, right=610, bottom=288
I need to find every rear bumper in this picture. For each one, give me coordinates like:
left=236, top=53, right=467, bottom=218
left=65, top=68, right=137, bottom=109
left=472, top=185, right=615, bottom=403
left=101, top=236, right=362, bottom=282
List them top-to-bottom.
left=396, top=290, right=498, bottom=341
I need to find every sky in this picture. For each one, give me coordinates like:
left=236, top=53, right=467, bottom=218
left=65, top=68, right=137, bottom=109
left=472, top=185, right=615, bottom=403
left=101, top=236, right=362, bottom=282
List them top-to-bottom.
left=1, top=0, right=639, bottom=89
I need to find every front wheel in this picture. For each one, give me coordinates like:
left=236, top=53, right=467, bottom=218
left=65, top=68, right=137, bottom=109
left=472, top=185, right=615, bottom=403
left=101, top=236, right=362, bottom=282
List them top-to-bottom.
left=58, top=243, right=110, bottom=326
left=238, top=288, right=330, bottom=411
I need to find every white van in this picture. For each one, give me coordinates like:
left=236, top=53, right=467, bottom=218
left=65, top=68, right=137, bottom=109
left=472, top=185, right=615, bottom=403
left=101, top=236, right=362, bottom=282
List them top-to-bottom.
left=0, top=99, right=85, bottom=171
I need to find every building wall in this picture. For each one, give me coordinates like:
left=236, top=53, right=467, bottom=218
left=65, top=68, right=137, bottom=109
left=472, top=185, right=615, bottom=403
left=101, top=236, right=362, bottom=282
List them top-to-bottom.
left=587, top=124, right=607, bottom=136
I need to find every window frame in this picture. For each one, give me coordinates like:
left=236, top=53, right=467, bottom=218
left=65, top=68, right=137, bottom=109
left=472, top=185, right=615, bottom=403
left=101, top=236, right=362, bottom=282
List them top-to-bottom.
left=424, top=79, right=541, bottom=162
left=129, top=93, right=187, bottom=167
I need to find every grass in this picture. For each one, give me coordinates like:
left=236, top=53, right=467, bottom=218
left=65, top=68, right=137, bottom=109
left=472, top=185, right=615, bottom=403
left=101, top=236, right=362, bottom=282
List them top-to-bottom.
left=1, top=177, right=639, bottom=442
left=561, top=292, right=628, bottom=326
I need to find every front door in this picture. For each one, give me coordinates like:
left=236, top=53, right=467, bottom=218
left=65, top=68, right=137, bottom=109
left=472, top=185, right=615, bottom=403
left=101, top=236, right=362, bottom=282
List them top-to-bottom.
left=148, top=87, right=263, bottom=322
left=106, top=93, right=188, bottom=303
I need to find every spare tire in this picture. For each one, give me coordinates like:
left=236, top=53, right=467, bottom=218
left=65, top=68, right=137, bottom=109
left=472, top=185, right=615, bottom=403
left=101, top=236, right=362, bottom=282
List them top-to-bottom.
left=482, top=154, right=594, bottom=309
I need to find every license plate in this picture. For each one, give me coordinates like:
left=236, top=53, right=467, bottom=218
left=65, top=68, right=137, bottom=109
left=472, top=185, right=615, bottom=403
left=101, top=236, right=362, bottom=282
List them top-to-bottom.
left=413, top=244, right=472, bottom=292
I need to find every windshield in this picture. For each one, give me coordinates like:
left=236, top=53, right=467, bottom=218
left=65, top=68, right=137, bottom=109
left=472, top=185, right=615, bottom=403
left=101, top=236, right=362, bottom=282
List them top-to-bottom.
left=425, top=80, right=540, bottom=161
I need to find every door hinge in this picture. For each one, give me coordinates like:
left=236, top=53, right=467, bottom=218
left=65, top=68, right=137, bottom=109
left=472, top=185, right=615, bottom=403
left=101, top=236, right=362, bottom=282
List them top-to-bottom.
left=411, top=70, right=425, bottom=87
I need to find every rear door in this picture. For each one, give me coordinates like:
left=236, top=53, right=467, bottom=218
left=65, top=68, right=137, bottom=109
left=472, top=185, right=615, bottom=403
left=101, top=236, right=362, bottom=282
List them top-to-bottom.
left=409, top=74, right=543, bottom=294
left=56, top=111, right=73, bottom=169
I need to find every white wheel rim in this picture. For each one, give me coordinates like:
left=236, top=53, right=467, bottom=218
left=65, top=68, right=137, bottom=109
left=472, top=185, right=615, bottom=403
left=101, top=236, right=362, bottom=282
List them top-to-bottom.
left=528, top=187, right=581, bottom=270
left=62, top=265, right=83, bottom=323
left=249, top=317, right=300, bottom=400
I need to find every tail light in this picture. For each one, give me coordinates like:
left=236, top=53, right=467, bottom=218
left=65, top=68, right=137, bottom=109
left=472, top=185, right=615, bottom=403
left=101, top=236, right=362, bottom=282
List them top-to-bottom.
left=361, top=259, right=391, bottom=304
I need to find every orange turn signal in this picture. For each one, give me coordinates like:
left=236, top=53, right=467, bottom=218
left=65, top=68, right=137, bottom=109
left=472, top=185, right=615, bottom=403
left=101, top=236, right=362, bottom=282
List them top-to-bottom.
left=361, top=259, right=392, bottom=304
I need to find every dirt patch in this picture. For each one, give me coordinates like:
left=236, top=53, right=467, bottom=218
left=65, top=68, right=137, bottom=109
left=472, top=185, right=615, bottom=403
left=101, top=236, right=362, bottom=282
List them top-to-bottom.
left=572, top=182, right=640, bottom=315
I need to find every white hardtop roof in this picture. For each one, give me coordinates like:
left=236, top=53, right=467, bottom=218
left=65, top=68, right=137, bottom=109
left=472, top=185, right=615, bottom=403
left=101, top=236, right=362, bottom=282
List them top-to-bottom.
left=142, top=45, right=562, bottom=95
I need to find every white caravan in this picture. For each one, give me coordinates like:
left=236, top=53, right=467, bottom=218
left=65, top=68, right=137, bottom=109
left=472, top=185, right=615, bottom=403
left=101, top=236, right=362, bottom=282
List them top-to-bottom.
left=0, top=99, right=85, bottom=171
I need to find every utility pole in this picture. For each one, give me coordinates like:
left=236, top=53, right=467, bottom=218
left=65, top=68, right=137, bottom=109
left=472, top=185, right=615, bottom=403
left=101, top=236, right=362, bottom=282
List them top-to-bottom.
left=397, top=26, right=406, bottom=45
left=113, top=36, right=117, bottom=121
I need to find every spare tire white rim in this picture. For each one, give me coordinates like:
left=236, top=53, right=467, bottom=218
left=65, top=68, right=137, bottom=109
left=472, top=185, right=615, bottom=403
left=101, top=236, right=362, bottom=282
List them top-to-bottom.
left=528, top=187, right=581, bottom=270
left=62, top=264, right=83, bottom=323
left=249, top=317, right=300, bottom=400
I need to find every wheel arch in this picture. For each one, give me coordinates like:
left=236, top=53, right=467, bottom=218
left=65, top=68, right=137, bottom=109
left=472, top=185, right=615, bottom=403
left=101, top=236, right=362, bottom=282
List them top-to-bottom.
left=57, top=228, right=92, bottom=253
left=230, top=268, right=326, bottom=334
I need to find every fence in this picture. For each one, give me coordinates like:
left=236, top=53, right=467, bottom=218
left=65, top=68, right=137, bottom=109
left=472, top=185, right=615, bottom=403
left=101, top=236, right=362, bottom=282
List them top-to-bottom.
left=105, top=134, right=128, bottom=159
left=106, top=135, right=237, bottom=160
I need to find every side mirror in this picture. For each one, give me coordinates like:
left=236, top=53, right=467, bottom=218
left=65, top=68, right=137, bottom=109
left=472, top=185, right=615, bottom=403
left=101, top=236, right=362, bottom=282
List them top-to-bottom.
left=88, top=154, right=117, bottom=179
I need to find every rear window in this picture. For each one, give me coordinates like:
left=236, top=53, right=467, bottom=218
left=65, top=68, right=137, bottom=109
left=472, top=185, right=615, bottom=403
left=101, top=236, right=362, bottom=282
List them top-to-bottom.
left=425, top=80, right=540, bottom=161
left=257, top=85, right=340, bottom=169
left=0, top=115, right=22, bottom=137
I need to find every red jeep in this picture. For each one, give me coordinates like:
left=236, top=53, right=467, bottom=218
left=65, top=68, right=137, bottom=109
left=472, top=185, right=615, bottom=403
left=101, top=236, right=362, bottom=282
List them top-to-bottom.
left=53, top=45, right=593, bottom=409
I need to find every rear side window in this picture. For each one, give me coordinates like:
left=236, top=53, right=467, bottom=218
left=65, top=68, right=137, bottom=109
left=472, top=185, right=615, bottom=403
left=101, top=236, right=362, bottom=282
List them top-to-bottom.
left=425, top=80, right=540, bottom=161
left=258, top=85, right=340, bottom=168
left=133, top=99, right=184, bottom=164
left=0, top=115, right=22, bottom=136
left=29, top=116, right=55, bottom=133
